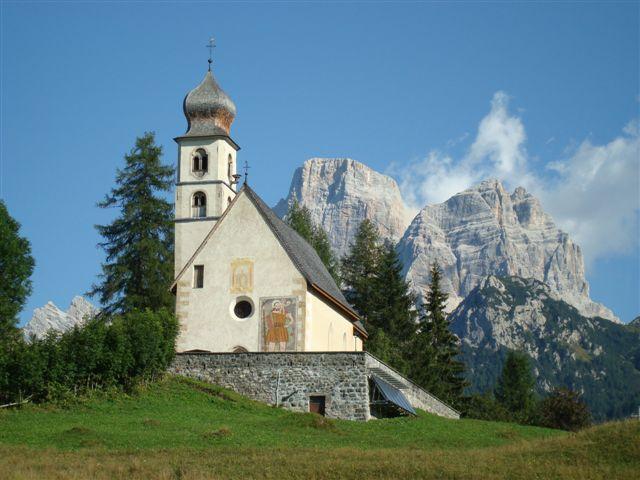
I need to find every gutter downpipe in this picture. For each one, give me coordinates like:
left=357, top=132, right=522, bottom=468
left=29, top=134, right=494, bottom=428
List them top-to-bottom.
left=275, top=369, right=282, bottom=407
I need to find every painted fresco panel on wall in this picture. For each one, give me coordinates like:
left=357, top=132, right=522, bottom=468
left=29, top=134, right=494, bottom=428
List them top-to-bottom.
left=230, top=258, right=253, bottom=293
left=260, top=297, right=297, bottom=352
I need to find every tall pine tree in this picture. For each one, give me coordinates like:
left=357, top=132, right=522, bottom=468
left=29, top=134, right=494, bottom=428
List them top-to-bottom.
left=90, top=132, right=174, bottom=314
left=0, top=200, right=35, bottom=336
left=285, top=200, right=339, bottom=283
left=0, top=201, right=35, bottom=400
left=340, top=219, right=382, bottom=321
left=341, top=221, right=417, bottom=373
left=411, top=262, right=466, bottom=404
left=495, top=350, right=535, bottom=420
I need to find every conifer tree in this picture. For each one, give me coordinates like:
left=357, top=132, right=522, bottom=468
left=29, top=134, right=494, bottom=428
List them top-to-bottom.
left=90, top=132, right=174, bottom=314
left=0, top=200, right=35, bottom=335
left=0, top=200, right=35, bottom=401
left=285, top=200, right=339, bottom=283
left=286, top=200, right=313, bottom=242
left=340, top=219, right=382, bottom=321
left=341, top=221, right=418, bottom=372
left=310, top=226, right=339, bottom=283
left=367, top=241, right=418, bottom=370
left=411, top=262, right=466, bottom=404
left=495, top=350, right=536, bottom=419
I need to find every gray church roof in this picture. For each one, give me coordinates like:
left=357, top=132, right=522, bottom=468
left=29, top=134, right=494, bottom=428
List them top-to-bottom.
left=244, top=186, right=366, bottom=335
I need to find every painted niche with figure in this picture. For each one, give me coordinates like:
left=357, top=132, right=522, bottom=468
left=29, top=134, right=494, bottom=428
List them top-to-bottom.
left=230, top=258, right=253, bottom=293
left=260, top=297, right=297, bottom=352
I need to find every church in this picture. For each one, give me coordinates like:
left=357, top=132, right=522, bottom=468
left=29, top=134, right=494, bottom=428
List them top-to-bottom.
left=168, top=59, right=459, bottom=422
left=170, top=66, right=366, bottom=354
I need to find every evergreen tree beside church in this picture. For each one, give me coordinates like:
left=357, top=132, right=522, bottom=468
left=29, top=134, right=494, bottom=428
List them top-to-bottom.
left=91, top=132, right=175, bottom=314
left=285, top=201, right=339, bottom=283
left=341, top=220, right=417, bottom=374
left=410, top=263, right=467, bottom=405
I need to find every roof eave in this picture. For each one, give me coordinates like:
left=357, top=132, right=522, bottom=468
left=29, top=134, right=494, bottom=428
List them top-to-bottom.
left=173, top=134, right=241, bottom=151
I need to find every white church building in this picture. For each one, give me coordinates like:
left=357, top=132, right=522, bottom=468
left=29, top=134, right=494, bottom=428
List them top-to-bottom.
left=168, top=61, right=459, bottom=421
left=170, top=67, right=367, bottom=354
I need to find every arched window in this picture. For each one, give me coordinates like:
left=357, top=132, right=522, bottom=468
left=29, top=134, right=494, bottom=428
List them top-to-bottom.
left=192, top=148, right=208, bottom=175
left=227, top=154, right=233, bottom=182
left=192, top=192, right=206, bottom=218
left=342, top=332, right=347, bottom=351
left=232, top=346, right=248, bottom=353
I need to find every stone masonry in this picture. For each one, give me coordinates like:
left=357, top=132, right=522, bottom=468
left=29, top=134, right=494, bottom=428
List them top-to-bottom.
left=169, top=352, right=459, bottom=421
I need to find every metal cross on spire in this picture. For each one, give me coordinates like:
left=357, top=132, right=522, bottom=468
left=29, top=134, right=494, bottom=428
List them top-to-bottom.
left=206, top=37, right=216, bottom=71
left=243, top=159, right=250, bottom=185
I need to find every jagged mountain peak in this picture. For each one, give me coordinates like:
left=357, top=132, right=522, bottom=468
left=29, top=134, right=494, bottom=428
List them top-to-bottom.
left=275, top=158, right=411, bottom=257
left=276, top=159, right=618, bottom=322
left=398, top=179, right=617, bottom=322
left=22, top=296, right=98, bottom=340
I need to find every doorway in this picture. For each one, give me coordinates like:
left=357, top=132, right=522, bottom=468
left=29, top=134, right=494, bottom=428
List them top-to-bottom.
left=309, top=395, right=326, bottom=416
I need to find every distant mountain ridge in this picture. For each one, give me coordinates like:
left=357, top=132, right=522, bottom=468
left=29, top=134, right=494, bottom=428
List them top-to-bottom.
left=274, top=158, right=411, bottom=258
left=277, top=158, right=618, bottom=323
left=397, top=179, right=617, bottom=322
left=449, top=275, right=640, bottom=420
left=23, top=296, right=97, bottom=340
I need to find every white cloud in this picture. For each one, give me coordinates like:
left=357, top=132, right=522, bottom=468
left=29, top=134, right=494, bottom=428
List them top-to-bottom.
left=393, top=93, right=640, bottom=266
left=541, top=122, right=639, bottom=263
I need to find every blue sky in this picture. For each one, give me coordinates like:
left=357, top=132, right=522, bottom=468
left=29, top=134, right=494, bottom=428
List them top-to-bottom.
left=1, top=2, right=638, bottom=324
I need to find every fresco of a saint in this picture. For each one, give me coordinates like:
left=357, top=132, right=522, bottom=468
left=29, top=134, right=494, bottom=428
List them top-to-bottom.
left=230, top=259, right=253, bottom=293
left=260, top=297, right=297, bottom=351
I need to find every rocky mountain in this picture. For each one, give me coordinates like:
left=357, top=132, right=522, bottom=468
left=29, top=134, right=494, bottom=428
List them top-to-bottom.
left=274, top=158, right=411, bottom=258
left=276, top=159, right=618, bottom=323
left=397, top=179, right=618, bottom=322
left=449, top=275, right=640, bottom=420
left=23, top=296, right=97, bottom=340
left=629, top=316, right=640, bottom=327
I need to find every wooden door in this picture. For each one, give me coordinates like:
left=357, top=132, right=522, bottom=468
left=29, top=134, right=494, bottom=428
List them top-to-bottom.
left=309, top=396, right=326, bottom=416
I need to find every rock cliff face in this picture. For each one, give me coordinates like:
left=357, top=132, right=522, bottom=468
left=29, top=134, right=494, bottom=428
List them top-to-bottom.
left=274, top=158, right=411, bottom=258
left=276, top=160, right=617, bottom=323
left=397, top=179, right=618, bottom=322
left=449, top=275, right=640, bottom=420
left=22, top=296, right=97, bottom=340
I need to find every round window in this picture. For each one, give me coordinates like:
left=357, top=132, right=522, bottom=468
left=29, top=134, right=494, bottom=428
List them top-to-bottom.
left=234, top=300, right=253, bottom=319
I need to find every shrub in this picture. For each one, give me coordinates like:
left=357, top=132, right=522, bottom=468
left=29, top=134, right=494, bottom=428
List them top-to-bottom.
left=0, top=309, right=178, bottom=405
left=534, top=388, right=592, bottom=431
left=458, top=393, right=513, bottom=422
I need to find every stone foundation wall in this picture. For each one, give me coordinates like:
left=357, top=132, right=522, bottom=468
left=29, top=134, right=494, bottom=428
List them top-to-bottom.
left=170, top=351, right=459, bottom=421
left=170, top=352, right=370, bottom=421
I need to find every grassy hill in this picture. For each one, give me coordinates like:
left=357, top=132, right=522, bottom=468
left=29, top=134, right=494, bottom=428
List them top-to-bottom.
left=1, top=376, right=638, bottom=479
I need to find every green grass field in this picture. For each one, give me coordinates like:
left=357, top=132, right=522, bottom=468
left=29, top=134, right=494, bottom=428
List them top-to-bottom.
left=1, top=376, right=638, bottom=479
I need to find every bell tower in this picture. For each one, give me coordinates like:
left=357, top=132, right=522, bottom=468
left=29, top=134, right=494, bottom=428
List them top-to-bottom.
left=174, top=57, right=240, bottom=275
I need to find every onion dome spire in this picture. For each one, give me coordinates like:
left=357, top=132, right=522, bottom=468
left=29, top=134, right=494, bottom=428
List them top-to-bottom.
left=182, top=69, right=237, bottom=137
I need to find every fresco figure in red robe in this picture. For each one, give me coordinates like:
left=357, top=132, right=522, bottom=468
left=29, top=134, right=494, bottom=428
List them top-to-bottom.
left=265, top=300, right=292, bottom=352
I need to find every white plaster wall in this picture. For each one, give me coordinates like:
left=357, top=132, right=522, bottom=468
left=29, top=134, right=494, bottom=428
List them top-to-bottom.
left=174, top=137, right=238, bottom=278
left=177, top=137, right=237, bottom=183
left=175, top=192, right=307, bottom=353
left=175, top=220, right=214, bottom=275
left=305, top=291, right=363, bottom=352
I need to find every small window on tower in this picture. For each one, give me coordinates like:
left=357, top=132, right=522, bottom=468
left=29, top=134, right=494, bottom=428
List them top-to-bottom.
left=192, top=149, right=208, bottom=175
left=227, top=154, right=233, bottom=182
left=192, top=192, right=206, bottom=218
left=193, top=265, right=204, bottom=289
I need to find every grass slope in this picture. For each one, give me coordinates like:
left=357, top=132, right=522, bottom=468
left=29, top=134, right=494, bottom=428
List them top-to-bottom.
left=1, top=376, right=638, bottom=479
